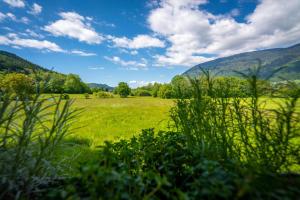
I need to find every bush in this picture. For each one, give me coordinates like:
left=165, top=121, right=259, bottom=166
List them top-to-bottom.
left=171, top=68, right=300, bottom=173
left=134, top=89, right=152, bottom=96
left=94, top=91, right=114, bottom=98
left=0, top=92, right=78, bottom=199
left=61, top=93, right=70, bottom=100
left=84, top=93, right=90, bottom=99
left=49, top=129, right=300, bottom=199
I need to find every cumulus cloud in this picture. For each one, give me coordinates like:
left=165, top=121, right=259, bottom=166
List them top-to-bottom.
left=3, top=0, right=25, bottom=8
left=148, top=0, right=300, bottom=67
left=28, top=3, right=42, bottom=15
left=44, top=11, right=103, bottom=44
left=0, top=34, right=64, bottom=52
left=110, top=34, right=165, bottom=49
left=104, top=56, right=148, bottom=70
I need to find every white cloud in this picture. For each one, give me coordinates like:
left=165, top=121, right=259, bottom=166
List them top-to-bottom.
left=3, top=0, right=25, bottom=8
left=148, top=0, right=300, bottom=67
left=28, top=3, right=42, bottom=15
left=230, top=8, right=240, bottom=17
left=44, top=11, right=103, bottom=44
left=0, top=12, right=30, bottom=24
left=0, top=12, right=6, bottom=21
left=6, top=13, right=16, bottom=21
left=20, top=16, right=29, bottom=24
left=24, top=29, right=44, bottom=39
left=0, top=33, right=98, bottom=56
left=0, top=34, right=64, bottom=52
left=110, top=34, right=165, bottom=49
left=70, top=50, right=97, bottom=56
left=130, top=50, right=138, bottom=55
left=104, top=56, right=148, bottom=70
left=88, top=66, right=104, bottom=70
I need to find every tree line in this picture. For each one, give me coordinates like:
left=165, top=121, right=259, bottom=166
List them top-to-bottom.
left=0, top=72, right=298, bottom=99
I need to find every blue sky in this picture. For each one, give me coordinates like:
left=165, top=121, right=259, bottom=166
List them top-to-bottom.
left=1, top=0, right=300, bottom=87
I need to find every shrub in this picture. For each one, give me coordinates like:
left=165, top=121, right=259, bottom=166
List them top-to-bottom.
left=171, top=68, right=300, bottom=173
left=134, top=89, right=152, bottom=96
left=0, top=91, right=78, bottom=199
left=94, top=91, right=114, bottom=98
left=62, top=93, right=70, bottom=100
left=84, top=93, right=90, bottom=99
left=49, top=130, right=300, bottom=199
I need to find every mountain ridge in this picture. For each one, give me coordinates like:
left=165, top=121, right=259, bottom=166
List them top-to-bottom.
left=183, top=43, right=300, bottom=81
left=0, top=50, right=114, bottom=89
left=0, top=50, right=50, bottom=74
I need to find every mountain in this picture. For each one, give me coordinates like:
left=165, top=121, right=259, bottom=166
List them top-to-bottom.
left=183, top=43, right=300, bottom=81
left=0, top=50, right=50, bottom=74
left=0, top=50, right=114, bottom=90
left=87, top=83, right=114, bottom=91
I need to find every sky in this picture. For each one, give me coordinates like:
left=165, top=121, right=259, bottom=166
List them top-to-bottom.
left=0, top=0, right=300, bottom=87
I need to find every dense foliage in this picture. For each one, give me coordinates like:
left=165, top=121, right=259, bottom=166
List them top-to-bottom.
left=0, top=66, right=300, bottom=199
left=0, top=72, right=91, bottom=94
left=0, top=73, right=35, bottom=99
left=131, top=75, right=273, bottom=99
left=115, top=82, right=131, bottom=98
left=0, top=87, right=78, bottom=199
left=49, top=129, right=299, bottom=199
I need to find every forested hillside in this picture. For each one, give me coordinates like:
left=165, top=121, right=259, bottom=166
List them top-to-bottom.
left=184, top=43, right=300, bottom=81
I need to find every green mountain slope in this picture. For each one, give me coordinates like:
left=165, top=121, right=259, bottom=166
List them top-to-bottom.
left=183, top=43, right=300, bottom=81
left=0, top=50, right=50, bottom=74
left=0, top=50, right=115, bottom=89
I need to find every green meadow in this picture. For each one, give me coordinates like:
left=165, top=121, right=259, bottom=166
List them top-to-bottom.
left=65, top=95, right=300, bottom=148
left=67, top=95, right=174, bottom=146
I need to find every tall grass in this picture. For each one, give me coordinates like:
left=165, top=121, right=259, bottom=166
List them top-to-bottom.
left=171, top=68, right=300, bottom=173
left=0, top=88, right=79, bottom=198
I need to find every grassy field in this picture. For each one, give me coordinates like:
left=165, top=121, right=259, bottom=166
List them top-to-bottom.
left=54, top=95, right=300, bottom=174
left=55, top=95, right=173, bottom=173
left=64, top=95, right=300, bottom=146
left=68, top=95, right=174, bottom=146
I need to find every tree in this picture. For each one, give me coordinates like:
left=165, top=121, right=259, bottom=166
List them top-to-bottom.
left=0, top=73, right=34, bottom=98
left=48, top=73, right=65, bottom=93
left=63, top=74, right=90, bottom=94
left=171, top=75, right=192, bottom=98
left=115, top=82, right=131, bottom=98
left=152, top=83, right=162, bottom=97
left=158, top=84, right=174, bottom=99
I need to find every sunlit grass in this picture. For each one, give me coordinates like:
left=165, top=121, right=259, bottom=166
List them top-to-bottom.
left=50, top=94, right=300, bottom=175
left=67, top=95, right=174, bottom=147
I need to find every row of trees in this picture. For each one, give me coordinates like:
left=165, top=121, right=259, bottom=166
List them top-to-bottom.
left=0, top=72, right=91, bottom=96
left=1, top=72, right=297, bottom=99
left=131, top=75, right=264, bottom=99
